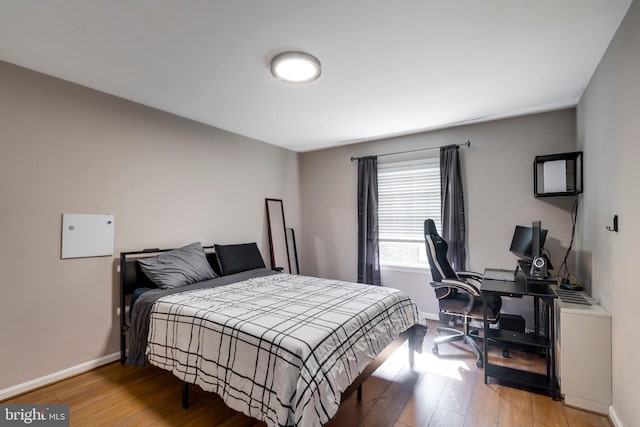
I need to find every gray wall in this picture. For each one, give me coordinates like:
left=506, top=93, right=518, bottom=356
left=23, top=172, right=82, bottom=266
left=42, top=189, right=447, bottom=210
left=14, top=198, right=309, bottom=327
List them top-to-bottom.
left=576, top=0, right=640, bottom=425
left=0, top=61, right=300, bottom=391
left=300, top=110, right=576, bottom=327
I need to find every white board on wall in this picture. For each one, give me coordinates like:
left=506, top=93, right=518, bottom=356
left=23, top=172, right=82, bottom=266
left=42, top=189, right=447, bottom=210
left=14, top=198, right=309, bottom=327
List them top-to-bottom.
left=61, top=213, right=115, bottom=259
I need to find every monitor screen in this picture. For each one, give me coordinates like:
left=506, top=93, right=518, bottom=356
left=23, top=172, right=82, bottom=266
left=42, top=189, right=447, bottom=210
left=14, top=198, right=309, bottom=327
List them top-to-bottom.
left=509, top=224, right=548, bottom=258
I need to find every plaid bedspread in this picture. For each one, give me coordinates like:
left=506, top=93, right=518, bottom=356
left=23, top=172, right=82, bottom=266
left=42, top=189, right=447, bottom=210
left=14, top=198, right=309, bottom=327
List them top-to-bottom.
left=146, top=273, right=422, bottom=427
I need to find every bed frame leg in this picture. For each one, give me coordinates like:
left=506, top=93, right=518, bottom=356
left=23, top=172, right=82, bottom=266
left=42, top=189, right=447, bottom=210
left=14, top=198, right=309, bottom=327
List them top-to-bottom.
left=408, top=323, right=428, bottom=369
left=408, top=326, right=416, bottom=368
left=120, top=327, right=128, bottom=364
left=120, top=338, right=126, bottom=364
left=182, top=382, right=189, bottom=409
left=357, top=385, right=362, bottom=402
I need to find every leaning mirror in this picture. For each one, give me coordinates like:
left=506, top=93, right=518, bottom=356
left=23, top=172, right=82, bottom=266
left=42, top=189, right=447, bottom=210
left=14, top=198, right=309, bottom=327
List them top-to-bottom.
left=265, top=198, right=291, bottom=273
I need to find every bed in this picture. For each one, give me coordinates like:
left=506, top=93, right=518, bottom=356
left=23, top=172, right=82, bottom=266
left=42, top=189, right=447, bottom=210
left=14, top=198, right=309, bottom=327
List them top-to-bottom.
left=120, top=242, right=426, bottom=427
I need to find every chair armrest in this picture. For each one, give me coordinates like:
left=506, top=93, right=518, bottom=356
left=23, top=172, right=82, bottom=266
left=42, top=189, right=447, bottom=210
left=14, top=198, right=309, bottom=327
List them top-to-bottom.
left=457, top=271, right=483, bottom=280
left=430, top=279, right=481, bottom=297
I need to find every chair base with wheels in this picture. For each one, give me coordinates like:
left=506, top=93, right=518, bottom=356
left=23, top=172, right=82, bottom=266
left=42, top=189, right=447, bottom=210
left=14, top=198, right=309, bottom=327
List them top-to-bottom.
left=430, top=289, right=499, bottom=368
left=433, top=323, right=483, bottom=368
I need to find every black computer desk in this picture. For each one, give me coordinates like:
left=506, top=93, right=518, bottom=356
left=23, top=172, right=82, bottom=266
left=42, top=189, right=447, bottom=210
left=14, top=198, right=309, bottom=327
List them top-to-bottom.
left=482, top=269, right=559, bottom=399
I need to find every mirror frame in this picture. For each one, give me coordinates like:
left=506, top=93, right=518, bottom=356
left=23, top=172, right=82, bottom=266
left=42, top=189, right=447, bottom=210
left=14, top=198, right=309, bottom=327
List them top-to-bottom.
left=265, top=198, right=291, bottom=273
left=286, top=227, right=300, bottom=274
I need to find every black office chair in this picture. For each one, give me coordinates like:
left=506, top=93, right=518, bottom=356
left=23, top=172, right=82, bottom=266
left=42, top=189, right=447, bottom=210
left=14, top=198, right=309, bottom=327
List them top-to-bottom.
left=424, top=219, right=502, bottom=367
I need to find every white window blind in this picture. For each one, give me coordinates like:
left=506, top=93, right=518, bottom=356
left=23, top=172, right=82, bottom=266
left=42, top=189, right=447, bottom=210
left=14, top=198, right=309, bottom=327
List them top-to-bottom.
left=378, top=158, right=441, bottom=267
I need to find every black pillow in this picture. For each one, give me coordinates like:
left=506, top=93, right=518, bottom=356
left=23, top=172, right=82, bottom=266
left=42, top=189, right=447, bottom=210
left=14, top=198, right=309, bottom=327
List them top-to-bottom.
left=214, top=242, right=266, bottom=275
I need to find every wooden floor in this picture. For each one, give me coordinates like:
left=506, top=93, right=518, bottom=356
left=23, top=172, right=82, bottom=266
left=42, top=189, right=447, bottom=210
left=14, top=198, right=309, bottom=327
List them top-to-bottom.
left=4, top=323, right=611, bottom=427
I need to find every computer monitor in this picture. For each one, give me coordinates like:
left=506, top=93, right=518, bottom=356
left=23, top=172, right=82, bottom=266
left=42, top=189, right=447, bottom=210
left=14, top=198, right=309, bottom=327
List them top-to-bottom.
left=509, top=223, right=548, bottom=259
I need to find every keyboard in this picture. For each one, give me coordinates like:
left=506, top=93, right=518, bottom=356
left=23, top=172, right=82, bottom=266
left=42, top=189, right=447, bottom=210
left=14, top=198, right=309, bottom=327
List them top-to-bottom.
left=483, top=268, right=515, bottom=282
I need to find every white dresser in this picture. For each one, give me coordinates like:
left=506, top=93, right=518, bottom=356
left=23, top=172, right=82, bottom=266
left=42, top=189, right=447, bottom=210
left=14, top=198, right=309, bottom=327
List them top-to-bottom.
left=554, top=290, right=611, bottom=414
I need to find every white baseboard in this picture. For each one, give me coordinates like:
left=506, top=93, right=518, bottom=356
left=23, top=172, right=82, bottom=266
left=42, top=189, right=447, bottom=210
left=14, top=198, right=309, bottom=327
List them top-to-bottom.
left=0, top=352, right=120, bottom=401
left=564, top=395, right=610, bottom=416
left=609, top=405, right=623, bottom=427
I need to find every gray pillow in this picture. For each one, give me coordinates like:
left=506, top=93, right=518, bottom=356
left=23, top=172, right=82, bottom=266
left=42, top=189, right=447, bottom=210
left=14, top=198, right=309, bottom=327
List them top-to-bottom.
left=138, top=242, right=216, bottom=289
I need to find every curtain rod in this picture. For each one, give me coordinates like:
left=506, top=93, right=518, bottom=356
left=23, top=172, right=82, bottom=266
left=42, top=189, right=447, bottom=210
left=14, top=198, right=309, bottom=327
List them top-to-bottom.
left=349, top=140, right=470, bottom=162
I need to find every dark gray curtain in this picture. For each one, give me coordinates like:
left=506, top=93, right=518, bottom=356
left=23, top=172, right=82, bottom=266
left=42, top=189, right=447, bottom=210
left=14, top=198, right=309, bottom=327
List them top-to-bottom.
left=440, top=145, right=466, bottom=271
left=357, top=156, right=381, bottom=285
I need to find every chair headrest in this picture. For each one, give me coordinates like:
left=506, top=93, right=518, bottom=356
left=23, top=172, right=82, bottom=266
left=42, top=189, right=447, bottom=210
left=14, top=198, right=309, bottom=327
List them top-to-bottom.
left=424, top=218, right=438, bottom=237
left=424, top=218, right=456, bottom=286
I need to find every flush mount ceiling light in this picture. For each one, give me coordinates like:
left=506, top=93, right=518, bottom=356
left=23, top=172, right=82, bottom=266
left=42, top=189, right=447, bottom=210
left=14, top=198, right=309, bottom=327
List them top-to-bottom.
left=270, top=51, right=321, bottom=83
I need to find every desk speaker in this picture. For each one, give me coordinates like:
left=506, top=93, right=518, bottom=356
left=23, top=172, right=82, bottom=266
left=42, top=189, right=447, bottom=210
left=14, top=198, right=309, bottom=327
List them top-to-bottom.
left=530, top=256, right=548, bottom=278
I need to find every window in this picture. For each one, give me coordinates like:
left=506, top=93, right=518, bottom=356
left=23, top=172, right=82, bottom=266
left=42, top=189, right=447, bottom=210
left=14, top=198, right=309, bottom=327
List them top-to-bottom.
left=378, top=158, right=441, bottom=269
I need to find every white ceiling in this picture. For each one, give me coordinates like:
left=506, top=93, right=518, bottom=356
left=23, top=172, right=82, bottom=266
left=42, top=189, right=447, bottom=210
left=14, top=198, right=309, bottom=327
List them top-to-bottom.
left=0, top=1, right=632, bottom=152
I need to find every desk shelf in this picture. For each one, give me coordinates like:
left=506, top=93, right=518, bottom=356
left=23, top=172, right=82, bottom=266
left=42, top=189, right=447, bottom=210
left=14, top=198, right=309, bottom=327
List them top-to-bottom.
left=488, top=329, right=550, bottom=349
left=485, top=365, right=556, bottom=392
